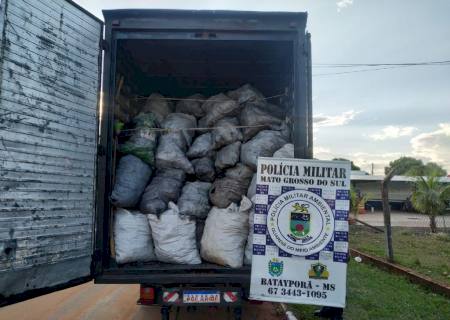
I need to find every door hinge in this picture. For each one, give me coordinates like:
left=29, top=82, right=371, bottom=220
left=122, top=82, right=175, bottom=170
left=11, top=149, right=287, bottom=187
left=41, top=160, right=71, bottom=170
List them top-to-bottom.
left=97, top=144, right=106, bottom=156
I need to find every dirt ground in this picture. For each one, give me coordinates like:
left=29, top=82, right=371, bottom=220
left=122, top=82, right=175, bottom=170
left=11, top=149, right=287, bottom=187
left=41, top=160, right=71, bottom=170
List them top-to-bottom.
left=0, top=282, right=283, bottom=320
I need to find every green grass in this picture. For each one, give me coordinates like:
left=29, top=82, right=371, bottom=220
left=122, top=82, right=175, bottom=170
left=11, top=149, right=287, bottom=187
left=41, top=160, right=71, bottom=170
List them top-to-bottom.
left=350, top=226, right=450, bottom=285
left=290, top=261, right=450, bottom=320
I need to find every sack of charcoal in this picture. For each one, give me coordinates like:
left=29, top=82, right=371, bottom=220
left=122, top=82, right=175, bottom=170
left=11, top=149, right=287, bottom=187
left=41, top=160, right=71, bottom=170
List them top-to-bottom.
left=200, top=196, right=252, bottom=268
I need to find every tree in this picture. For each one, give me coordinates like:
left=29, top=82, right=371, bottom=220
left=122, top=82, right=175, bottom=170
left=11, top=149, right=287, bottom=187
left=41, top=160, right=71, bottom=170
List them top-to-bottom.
left=385, top=156, right=447, bottom=176
left=333, top=158, right=361, bottom=171
left=423, top=162, right=447, bottom=177
left=411, top=175, right=450, bottom=233
left=350, top=186, right=369, bottom=217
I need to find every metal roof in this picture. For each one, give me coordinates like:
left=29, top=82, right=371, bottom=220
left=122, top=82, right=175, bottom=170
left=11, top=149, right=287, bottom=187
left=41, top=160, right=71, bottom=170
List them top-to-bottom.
left=351, top=175, right=450, bottom=183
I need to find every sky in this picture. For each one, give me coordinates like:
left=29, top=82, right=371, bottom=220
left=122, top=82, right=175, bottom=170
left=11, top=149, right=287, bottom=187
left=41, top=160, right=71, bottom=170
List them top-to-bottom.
left=74, top=0, right=450, bottom=175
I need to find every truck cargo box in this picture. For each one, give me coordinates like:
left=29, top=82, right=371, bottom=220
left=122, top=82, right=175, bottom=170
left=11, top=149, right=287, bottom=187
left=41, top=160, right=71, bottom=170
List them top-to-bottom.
left=95, top=8, right=312, bottom=285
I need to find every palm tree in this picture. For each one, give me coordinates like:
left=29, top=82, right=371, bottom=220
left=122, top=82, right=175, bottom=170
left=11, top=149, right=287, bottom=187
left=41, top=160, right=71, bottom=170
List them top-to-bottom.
left=411, top=175, right=450, bottom=233
left=350, top=186, right=370, bottom=218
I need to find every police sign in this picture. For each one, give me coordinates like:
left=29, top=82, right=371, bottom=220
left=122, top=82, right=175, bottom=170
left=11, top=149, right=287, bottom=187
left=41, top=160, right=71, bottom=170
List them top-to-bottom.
left=249, top=158, right=351, bottom=308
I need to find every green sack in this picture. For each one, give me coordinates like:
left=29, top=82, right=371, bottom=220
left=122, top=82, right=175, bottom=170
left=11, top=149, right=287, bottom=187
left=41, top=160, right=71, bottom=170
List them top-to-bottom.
left=120, top=113, right=158, bottom=166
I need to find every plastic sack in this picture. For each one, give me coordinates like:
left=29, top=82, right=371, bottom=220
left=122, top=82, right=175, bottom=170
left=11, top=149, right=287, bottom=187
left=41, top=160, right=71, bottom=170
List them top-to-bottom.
left=227, top=84, right=265, bottom=104
left=141, top=93, right=173, bottom=125
left=175, top=93, right=206, bottom=118
left=198, top=93, right=240, bottom=127
left=240, top=103, right=283, bottom=141
left=120, top=113, right=159, bottom=166
left=161, top=113, right=197, bottom=147
left=211, top=117, right=243, bottom=149
left=240, top=130, right=288, bottom=170
left=186, top=133, right=214, bottom=159
left=155, top=135, right=194, bottom=174
left=215, top=141, right=241, bottom=170
left=273, top=143, right=295, bottom=158
left=111, top=155, right=152, bottom=207
left=191, top=157, right=216, bottom=182
left=225, top=163, right=254, bottom=181
left=209, top=164, right=253, bottom=208
left=140, top=169, right=185, bottom=215
left=247, top=173, right=257, bottom=199
left=178, top=181, right=212, bottom=218
left=200, top=196, right=252, bottom=268
left=148, top=202, right=201, bottom=264
left=244, top=204, right=255, bottom=265
left=114, top=208, right=156, bottom=264
left=195, top=219, right=205, bottom=250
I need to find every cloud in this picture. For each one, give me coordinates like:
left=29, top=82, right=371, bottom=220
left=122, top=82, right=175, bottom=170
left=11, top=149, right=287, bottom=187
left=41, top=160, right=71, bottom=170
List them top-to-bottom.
left=336, top=0, right=353, bottom=12
left=313, top=110, right=360, bottom=128
left=411, top=123, right=450, bottom=171
left=369, top=126, right=417, bottom=141
left=314, top=146, right=332, bottom=158
left=350, top=151, right=404, bottom=175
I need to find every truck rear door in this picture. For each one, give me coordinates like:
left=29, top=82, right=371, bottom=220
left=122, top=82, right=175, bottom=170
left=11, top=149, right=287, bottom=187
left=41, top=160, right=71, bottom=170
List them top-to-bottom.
left=0, top=0, right=102, bottom=304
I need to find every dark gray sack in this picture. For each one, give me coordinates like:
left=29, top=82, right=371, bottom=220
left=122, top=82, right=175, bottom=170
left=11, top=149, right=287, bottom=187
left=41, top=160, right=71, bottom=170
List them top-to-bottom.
left=198, top=93, right=241, bottom=127
left=175, top=94, right=206, bottom=118
left=240, top=103, right=284, bottom=141
left=211, top=117, right=243, bottom=149
left=240, top=130, right=288, bottom=170
left=187, top=133, right=214, bottom=159
left=215, top=141, right=241, bottom=170
left=111, top=155, right=152, bottom=207
left=191, top=157, right=216, bottom=182
left=209, top=163, right=253, bottom=208
left=140, top=168, right=186, bottom=215
left=178, top=181, right=212, bottom=218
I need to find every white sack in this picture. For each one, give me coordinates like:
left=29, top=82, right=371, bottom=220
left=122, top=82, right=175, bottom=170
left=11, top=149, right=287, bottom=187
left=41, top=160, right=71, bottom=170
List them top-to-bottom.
left=201, top=196, right=252, bottom=268
left=148, top=202, right=201, bottom=264
left=244, top=204, right=255, bottom=265
left=114, top=208, right=156, bottom=264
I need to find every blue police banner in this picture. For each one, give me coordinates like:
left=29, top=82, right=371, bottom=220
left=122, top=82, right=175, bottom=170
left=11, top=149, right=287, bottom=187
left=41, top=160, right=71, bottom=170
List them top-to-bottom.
left=249, top=158, right=351, bottom=308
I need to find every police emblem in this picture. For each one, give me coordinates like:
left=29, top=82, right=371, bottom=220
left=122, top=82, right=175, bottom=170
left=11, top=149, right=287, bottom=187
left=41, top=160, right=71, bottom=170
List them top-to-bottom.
left=267, top=189, right=334, bottom=256
left=290, top=203, right=310, bottom=238
left=268, top=258, right=284, bottom=277
left=308, top=262, right=330, bottom=280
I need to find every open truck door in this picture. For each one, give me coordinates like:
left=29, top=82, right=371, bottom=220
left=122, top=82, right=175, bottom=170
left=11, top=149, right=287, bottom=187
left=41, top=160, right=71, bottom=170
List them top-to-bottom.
left=0, top=0, right=102, bottom=305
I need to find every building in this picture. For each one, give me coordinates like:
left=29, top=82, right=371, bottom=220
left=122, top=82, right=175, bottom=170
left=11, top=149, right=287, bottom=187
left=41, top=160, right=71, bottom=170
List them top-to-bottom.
left=351, top=174, right=450, bottom=211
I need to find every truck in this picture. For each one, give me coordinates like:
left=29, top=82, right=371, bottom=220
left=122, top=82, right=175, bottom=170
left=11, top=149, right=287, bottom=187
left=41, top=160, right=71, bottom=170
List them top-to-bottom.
left=0, top=1, right=312, bottom=318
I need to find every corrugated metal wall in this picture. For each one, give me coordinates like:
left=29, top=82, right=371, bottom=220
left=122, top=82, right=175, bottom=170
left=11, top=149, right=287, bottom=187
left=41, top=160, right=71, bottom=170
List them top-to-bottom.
left=0, top=0, right=101, bottom=298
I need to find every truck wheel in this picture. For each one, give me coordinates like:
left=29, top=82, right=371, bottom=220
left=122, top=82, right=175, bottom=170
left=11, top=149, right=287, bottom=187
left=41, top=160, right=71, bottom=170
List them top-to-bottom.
left=160, top=306, right=170, bottom=320
left=233, top=306, right=242, bottom=320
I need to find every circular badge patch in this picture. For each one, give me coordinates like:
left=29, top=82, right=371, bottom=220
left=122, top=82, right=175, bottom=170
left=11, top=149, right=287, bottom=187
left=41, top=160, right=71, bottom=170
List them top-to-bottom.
left=267, top=189, right=334, bottom=256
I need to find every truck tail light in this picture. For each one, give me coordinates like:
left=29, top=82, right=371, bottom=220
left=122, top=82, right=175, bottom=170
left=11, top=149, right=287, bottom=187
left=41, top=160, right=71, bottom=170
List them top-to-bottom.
left=139, top=286, right=155, bottom=305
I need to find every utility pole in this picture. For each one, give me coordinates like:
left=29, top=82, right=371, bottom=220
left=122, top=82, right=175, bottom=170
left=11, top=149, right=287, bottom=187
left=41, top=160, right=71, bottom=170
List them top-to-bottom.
left=371, top=163, right=374, bottom=175
left=382, top=168, right=396, bottom=262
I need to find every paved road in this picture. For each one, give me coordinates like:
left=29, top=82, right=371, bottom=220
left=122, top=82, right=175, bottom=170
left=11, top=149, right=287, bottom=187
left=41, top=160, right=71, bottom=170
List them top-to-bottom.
left=356, top=211, right=450, bottom=228
left=0, top=282, right=282, bottom=320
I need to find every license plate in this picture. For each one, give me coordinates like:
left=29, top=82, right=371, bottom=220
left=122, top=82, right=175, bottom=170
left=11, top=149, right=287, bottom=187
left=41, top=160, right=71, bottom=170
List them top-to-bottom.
left=183, top=290, right=220, bottom=304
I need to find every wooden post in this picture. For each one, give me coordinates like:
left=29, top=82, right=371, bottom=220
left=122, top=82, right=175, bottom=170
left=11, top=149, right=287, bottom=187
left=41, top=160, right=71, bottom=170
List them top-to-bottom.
left=382, top=169, right=396, bottom=262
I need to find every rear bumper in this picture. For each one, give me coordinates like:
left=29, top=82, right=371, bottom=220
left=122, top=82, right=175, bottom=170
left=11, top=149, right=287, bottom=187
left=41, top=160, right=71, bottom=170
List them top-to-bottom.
left=94, top=263, right=251, bottom=285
